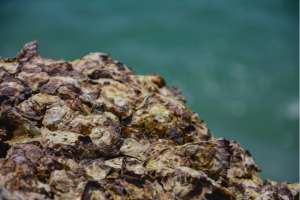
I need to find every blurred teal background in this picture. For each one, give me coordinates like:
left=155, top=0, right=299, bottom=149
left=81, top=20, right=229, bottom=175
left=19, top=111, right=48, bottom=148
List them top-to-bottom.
left=0, top=0, right=298, bottom=183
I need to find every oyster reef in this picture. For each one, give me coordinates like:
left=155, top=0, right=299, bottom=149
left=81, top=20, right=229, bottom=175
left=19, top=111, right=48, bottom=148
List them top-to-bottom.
left=0, top=41, right=298, bottom=200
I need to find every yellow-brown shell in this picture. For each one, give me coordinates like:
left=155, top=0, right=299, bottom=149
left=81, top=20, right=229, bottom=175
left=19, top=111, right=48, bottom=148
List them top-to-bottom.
left=0, top=41, right=298, bottom=200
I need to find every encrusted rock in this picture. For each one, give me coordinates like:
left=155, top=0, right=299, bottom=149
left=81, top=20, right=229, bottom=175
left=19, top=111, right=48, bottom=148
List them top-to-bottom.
left=0, top=41, right=298, bottom=200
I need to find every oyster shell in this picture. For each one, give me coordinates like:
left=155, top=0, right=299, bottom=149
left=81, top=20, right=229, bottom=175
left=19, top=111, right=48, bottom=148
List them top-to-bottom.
left=0, top=41, right=298, bottom=200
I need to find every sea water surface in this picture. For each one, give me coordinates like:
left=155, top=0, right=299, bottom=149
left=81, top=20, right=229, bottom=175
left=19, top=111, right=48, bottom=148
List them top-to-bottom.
left=0, top=0, right=298, bottom=183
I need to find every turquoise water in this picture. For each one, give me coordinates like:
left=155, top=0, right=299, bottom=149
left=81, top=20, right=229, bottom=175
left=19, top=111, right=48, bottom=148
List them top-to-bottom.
left=0, top=0, right=298, bottom=183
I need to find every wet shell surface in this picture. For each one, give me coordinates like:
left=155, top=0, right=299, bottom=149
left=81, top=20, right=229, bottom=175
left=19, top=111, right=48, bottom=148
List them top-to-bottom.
left=0, top=41, right=298, bottom=200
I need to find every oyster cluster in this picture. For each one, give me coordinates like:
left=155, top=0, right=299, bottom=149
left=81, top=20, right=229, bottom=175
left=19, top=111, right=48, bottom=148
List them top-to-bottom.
left=0, top=41, right=298, bottom=200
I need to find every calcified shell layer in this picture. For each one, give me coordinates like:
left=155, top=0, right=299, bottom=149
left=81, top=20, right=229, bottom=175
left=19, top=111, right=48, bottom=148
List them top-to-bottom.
left=0, top=41, right=298, bottom=200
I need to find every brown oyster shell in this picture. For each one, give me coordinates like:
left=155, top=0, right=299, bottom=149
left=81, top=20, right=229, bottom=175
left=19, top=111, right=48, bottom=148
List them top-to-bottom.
left=0, top=41, right=298, bottom=200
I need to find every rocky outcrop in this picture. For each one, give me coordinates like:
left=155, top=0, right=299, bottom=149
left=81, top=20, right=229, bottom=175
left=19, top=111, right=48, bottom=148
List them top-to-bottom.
left=0, top=41, right=298, bottom=200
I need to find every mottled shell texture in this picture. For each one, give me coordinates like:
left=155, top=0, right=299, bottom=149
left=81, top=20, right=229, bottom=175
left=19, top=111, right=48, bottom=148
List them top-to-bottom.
left=0, top=41, right=298, bottom=200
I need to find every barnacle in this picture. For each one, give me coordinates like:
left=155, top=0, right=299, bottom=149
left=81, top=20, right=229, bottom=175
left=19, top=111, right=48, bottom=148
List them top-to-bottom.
left=0, top=41, right=298, bottom=200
